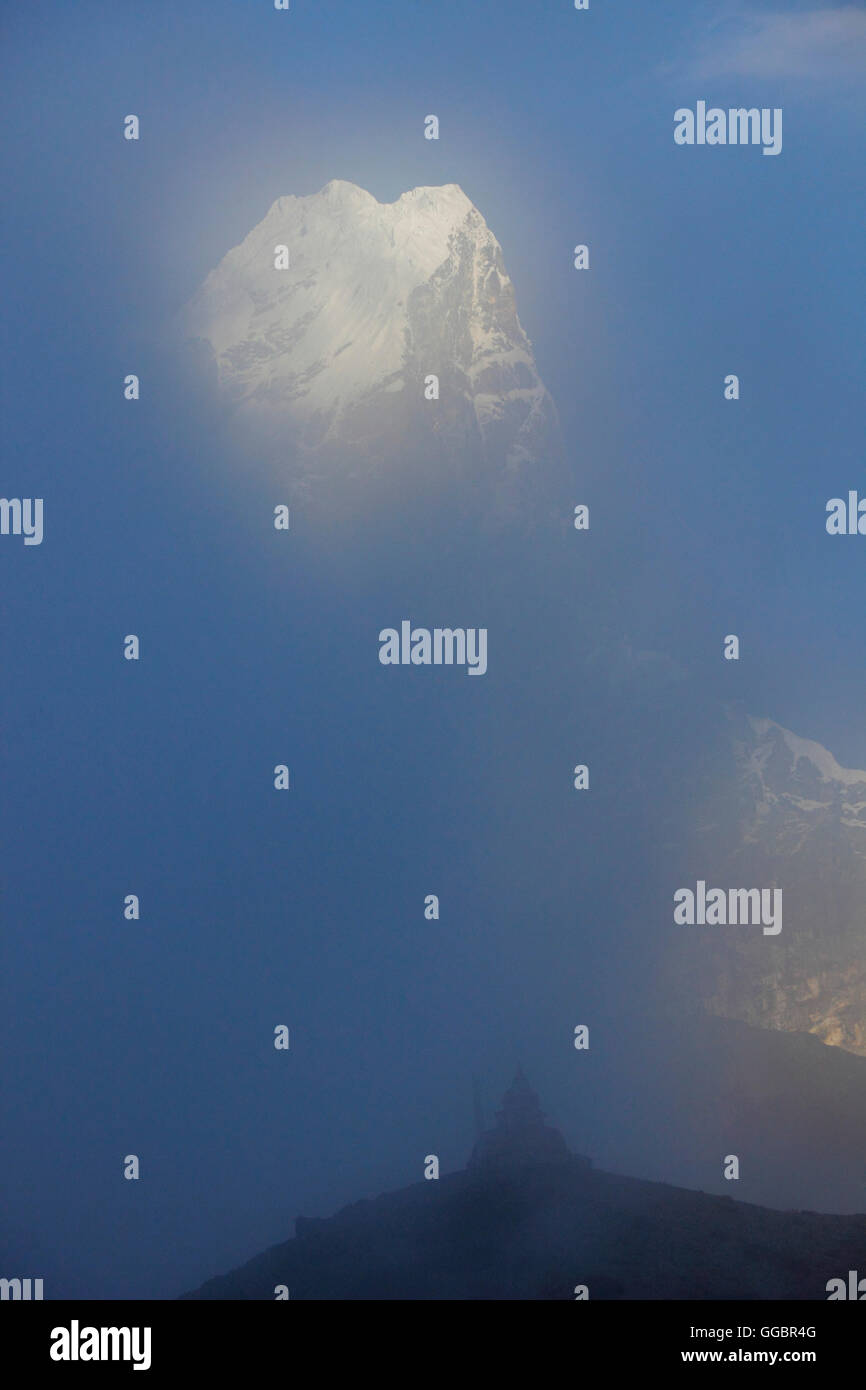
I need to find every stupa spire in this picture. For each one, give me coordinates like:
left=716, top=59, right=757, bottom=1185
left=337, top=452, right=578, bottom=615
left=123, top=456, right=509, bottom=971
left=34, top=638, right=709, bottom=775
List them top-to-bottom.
left=495, top=1065, right=546, bottom=1131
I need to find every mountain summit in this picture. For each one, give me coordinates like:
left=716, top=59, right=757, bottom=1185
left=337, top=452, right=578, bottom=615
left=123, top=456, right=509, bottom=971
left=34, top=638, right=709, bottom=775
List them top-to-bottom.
left=180, top=180, right=562, bottom=521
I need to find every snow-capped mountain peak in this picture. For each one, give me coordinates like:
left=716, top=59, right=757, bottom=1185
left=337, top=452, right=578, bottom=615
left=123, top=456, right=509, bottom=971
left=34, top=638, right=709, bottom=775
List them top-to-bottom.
left=179, top=180, right=562, bottom=517
left=736, top=716, right=866, bottom=844
left=746, top=716, right=866, bottom=790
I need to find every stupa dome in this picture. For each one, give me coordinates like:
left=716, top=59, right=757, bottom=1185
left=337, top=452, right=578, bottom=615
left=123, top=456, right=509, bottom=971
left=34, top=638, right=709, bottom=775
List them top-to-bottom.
left=468, top=1067, right=575, bottom=1173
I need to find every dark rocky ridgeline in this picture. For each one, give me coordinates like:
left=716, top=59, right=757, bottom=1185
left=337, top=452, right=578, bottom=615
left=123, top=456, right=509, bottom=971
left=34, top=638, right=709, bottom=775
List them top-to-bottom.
left=181, top=1071, right=866, bottom=1300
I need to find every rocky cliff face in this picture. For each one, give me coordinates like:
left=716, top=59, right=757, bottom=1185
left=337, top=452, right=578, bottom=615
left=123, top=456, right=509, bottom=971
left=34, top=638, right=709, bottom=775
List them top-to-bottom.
left=180, top=180, right=563, bottom=523
left=678, top=708, right=866, bottom=1055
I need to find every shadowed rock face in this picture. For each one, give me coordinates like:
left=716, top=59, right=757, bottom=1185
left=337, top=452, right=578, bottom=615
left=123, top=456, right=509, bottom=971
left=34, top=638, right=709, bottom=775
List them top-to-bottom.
left=179, top=180, right=564, bottom=526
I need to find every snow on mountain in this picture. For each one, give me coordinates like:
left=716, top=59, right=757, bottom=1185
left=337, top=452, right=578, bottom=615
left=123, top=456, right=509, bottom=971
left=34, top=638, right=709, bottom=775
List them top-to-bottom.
left=180, top=180, right=562, bottom=517
left=735, top=716, right=866, bottom=849
left=745, top=717, right=866, bottom=791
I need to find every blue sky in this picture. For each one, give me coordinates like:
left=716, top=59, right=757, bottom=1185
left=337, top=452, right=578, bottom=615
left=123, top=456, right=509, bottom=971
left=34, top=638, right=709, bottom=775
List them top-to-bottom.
left=2, top=0, right=864, bottom=1297
left=4, top=0, right=864, bottom=746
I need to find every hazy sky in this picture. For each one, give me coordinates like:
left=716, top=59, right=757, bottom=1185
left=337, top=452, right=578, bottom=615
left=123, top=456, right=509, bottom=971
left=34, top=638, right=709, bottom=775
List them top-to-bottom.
left=2, top=1, right=864, bottom=1297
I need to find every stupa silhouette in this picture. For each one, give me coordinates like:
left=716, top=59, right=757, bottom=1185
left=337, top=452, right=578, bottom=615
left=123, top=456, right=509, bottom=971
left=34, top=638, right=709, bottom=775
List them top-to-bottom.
left=468, top=1067, right=588, bottom=1173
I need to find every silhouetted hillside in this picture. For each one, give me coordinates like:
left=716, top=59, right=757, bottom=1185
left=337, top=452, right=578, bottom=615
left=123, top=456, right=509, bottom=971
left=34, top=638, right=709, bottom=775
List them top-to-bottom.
left=183, top=1071, right=866, bottom=1300
left=182, top=1159, right=866, bottom=1301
